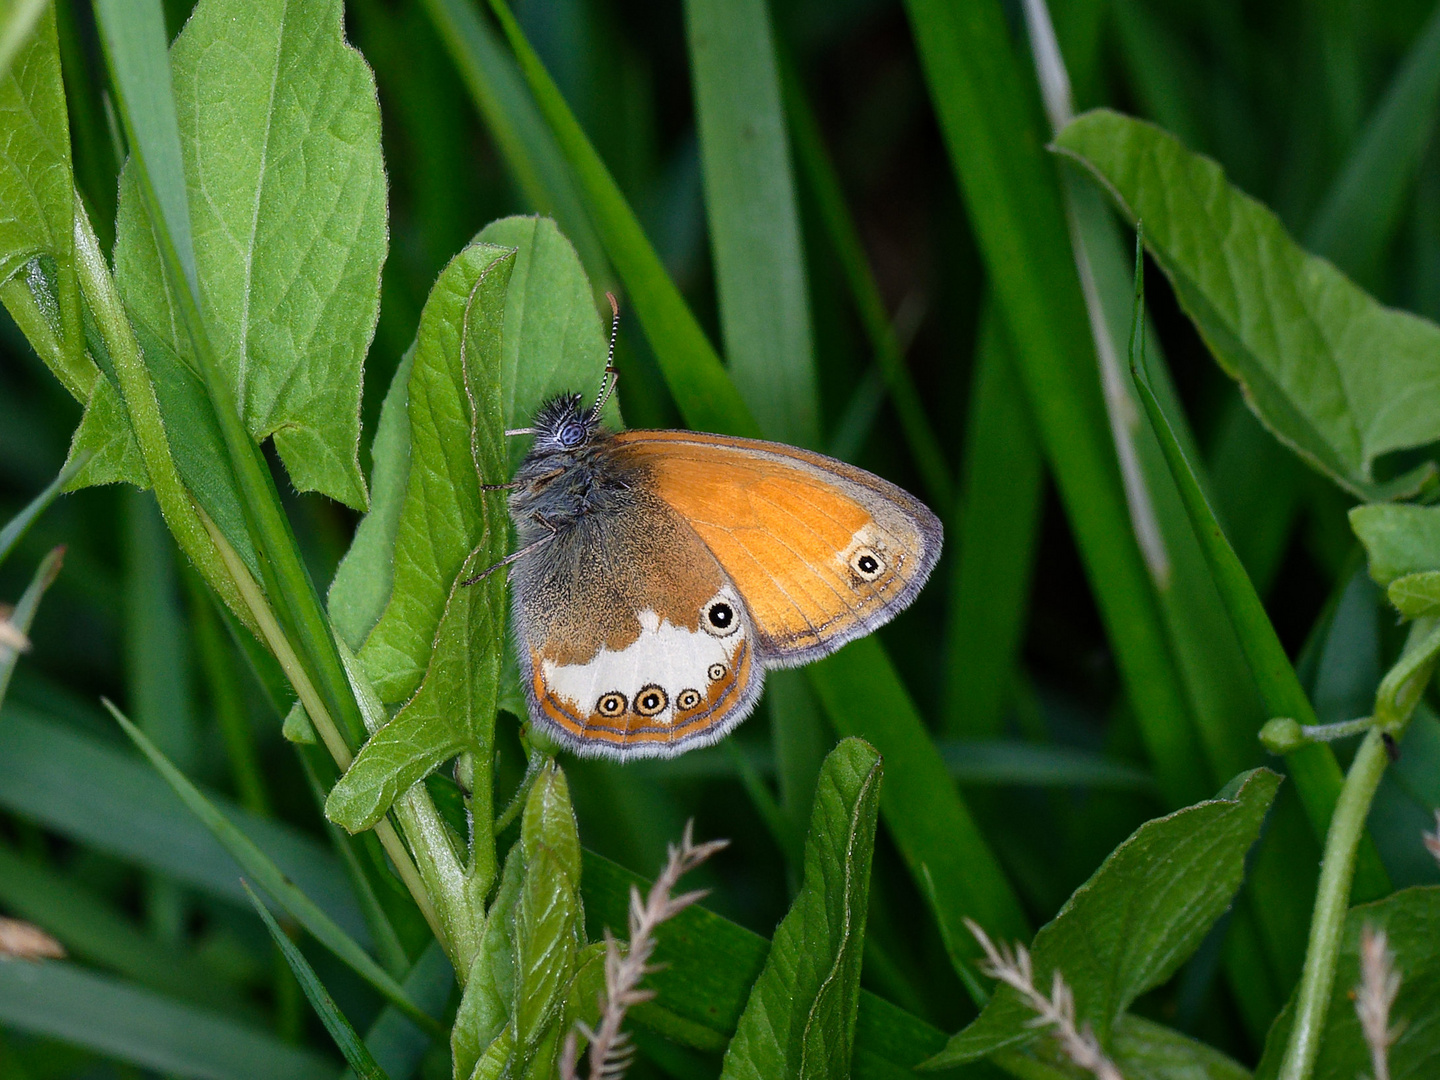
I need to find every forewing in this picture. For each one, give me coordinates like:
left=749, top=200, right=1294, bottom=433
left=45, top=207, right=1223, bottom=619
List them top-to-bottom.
left=611, top=431, right=943, bottom=663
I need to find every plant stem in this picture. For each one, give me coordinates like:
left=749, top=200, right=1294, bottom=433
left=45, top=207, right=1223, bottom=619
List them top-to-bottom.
left=1277, top=727, right=1390, bottom=1080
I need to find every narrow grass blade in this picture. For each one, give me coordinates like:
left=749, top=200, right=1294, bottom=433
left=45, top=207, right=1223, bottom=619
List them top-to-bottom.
left=419, top=0, right=607, bottom=279
left=488, top=0, right=761, bottom=439
left=685, top=0, right=819, bottom=447
left=904, top=0, right=1210, bottom=807
left=1306, top=1, right=1440, bottom=278
left=781, top=53, right=953, bottom=506
left=1125, top=233, right=1389, bottom=896
left=944, top=303, right=1043, bottom=737
left=0, top=452, right=86, bottom=567
left=0, top=545, right=62, bottom=705
left=104, top=700, right=442, bottom=1036
left=0, top=703, right=362, bottom=931
left=937, top=739, right=1154, bottom=792
left=0, top=840, right=249, bottom=1015
left=245, top=882, right=393, bottom=1080
left=348, top=941, right=453, bottom=1080
left=0, top=960, right=335, bottom=1080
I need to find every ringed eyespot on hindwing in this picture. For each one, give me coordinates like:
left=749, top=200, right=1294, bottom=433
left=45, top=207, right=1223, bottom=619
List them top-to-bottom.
left=634, top=685, right=668, bottom=717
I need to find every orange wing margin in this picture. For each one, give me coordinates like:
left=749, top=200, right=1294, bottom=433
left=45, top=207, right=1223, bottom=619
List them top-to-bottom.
left=611, top=431, right=942, bottom=661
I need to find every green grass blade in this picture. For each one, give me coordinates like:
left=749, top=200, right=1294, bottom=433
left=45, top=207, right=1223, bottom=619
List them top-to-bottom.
left=419, top=0, right=607, bottom=280
left=487, top=0, right=760, bottom=438
left=685, top=0, right=819, bottom=447
left=904, top=0, right=1209, bottom=807
left=1306, top=1, right=1440, bottom=278
left=780, top=53, right=953, bottom=506
left=1125, top=234, right=1389, bottom=897
left=943, top=303, right=1043, bottom=737
left=0, top=453, right=86, bottom=567
left=0, top=546, right=62, bottom=706
left=811, top=639, right=1030, bottom=957
left=104, top=701, right=442, bottom=1035
left=0, top=703, right=364, bottom=930
left=937, top=739, right=1154, bottom=792
left=0, top=840, right=250, bottom=1015
left=245, top=882, right=394, bottom=1080
left=347, top=941, right=453, bottom=1080
left=0, top=960, right=335, bottom=1080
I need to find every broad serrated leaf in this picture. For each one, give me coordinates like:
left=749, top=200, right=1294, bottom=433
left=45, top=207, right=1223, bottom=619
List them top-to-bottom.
left=111, top=0, right=385, bottom=509
left=0, top=7, right=86, bottom=394
left=1054, top=109, right=1440, bottom=500
left=358, top=242, right=513, bottom=701
left=330, top=245, right=511, bottom=830
left=65, top=375, right=149, bottom=489
left=1351, top=503, right=1440, bottom=587
left=721, top=737, right=882, bottom=1080
left=926, top=769, right=1281, bottom=1068
left=453, top=846, right=525, bottom=1080
left=1255, top=886, right=1440, bottom=1080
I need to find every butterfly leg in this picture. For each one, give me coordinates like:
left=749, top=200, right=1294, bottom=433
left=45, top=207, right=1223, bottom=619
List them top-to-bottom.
left=461, top=532, right=556, bottom=585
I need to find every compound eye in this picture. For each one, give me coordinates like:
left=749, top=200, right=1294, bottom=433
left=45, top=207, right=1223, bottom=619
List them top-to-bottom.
left=557, top=420, right=586, bottom=448
left=849, top=547, right=885, bottom=582
left=702, top=598, right=739, bottom=637
left=595, top=692, right=627, bottom=718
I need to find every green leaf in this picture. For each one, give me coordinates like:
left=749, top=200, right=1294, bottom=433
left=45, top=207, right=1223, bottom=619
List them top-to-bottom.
left=0, top=0, right=47, bottom=78
left=110, top=0, right=386, bottom=509
left=488, top=0, right=761, bottom=439
left=685, top=0, right=819, bottom=447
left=0, top=4, right=85, bottom=393
left=1055, top=108, right=1440, bottom=500
left=358, top=242, right=514, bottom=703
left=331, top=245, right=511, bottom=831
left=330, top=347, right=415, bottom=651
left=64, top=375, right=148, bottom=489
left=0, top=454, right=86, bottom=567
left=1351, top=503, right=1440, bottom=587
left=1389, top=571, right=1440, bottom=619
left=810, top=638, right=1030, bottom=972
left=104, top=701, right=440, bottom=1035
left=0, top=703, right=362, bottom=933
left=720, top=737, right=882, bottom=1080
left=926, top=769, right=1281, bottom=1068
left=453, top=837, right=524, bottom=1079
left=245, top=881, right=393, bottom=1080
left=1255, top=886, right=1440, bottom=1080
left=352, top=941, right=454, bottom=1080
left=0, top=960, right=336, bottom=1080
left=1110, top=1015, right=1251, bottom=1080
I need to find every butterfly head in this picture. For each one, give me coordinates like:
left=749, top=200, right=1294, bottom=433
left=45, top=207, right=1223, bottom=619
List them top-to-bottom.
left=531, top=393, right=601, bottom=454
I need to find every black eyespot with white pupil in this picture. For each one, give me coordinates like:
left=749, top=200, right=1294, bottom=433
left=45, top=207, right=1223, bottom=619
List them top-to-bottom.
left=557, top=420, right=586, bottom=448
left=850, top=547, right=885, bottom=581
left=702, top=599, right=738, bottom=636
left=634, top=685, right=668, bottom=717
left=676, top=689, right=702, bottom=711
left=596, top=692, right=626, bottom=717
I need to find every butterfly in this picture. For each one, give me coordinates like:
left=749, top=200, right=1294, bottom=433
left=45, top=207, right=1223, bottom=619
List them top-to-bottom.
left=477, top=302, right=942, bottom=760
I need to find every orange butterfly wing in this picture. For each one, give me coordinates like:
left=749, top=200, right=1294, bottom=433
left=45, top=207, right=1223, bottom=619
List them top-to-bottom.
left=611, top=431, right=942, bottom=662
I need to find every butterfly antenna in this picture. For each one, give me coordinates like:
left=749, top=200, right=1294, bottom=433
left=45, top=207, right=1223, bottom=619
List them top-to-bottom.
left=590, top=291, right=621, bottom=419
